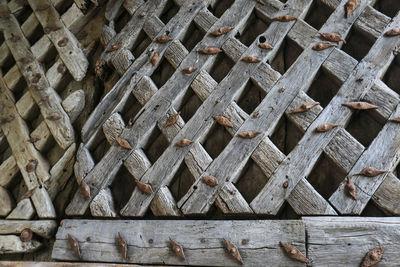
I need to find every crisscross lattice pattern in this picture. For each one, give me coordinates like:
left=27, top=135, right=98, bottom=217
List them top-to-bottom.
left=0, top=0, right=104, bottom=254
left=66, top=0, right=400, bottom=220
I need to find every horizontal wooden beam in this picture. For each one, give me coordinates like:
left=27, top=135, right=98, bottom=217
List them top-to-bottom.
left=52, top=217, right=400, bottom=266
left=52, top=219, right=306, bottom=266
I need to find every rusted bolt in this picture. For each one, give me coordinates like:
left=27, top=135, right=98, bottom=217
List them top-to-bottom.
left=280, top=88, right=285, bottom=92
left=283, top=181, right=288, bottom=188
left=20, top=228, right=33, bottom=242
left=200, top=238, right=206, bottom=243
left=148, top=239, right=153, bottom=244
left=241, top=239, right=248, bottom=245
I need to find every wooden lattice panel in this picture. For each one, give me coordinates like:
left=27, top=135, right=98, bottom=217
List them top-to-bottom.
left=0, top=0, right=104, bottom=255
left=65, top=0, right=400, bottom=220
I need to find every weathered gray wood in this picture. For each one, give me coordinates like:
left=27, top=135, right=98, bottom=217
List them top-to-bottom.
left=28, top=0, right=89, bottom=81
left=67, top=0, right=219, bottom=215
left=81, top=0, right=207, bottom=145
left=121, top=0, right=312, bottom=217
left=181, top=0, right=365, bottom=215
left=0, top=1, right=75, bottom=150
left=251, top=4, right=397, bottom=215
left=354, top=5, right=391, bottom=39
left=193, top=8, right=217, bottom=33
left=164, top=40, right=189, bottom=69
left=111, top=49, right=135, bottom=75
left=132, top=76, right=158, bottom=106
left=364, top=80, right=400, bottom=120
left=286, top=91, right=323, bottom=132
left=329, top=103, right=400, bottom=214
left=103, top=113, right=126, bottom=146
left=323, top=128, right=364, bottom=172
left=47, top=143, right=76, bottom=200
left=74, top=144, right=95, bottom=182
left=0, top=157, right=18, bottom=188
left=372, top=173, right=400, bottom=215
left=287, top=178, right=337, bottom=215
left=215, top=182, right=253, bottom=214
left=0, top=186, right=14, bottom=217
left=150, top=186, right=181, bottom=216
left=90, top=188, right=117, bottom=217
left=6, top=199, right=35, bottom=220
left=305, top=217, right=400, bottom=266
left=52, top=219, right=306, bottom=266
left=0, top=220, right=57, bottom=238
left=0, top=235, right=42, bottom=254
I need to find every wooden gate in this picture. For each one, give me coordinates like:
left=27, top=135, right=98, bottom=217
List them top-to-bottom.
left=0, top=0, right=400, bottom=265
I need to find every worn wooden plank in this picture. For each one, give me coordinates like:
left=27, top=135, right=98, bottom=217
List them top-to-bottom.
left=28, top=0, right=89, bottom=81
left=67, top=0, right=216, bottom=215
left=81, top=0, right=206, bottom=145
left=121, top=0, right=312, bottom=217
left=181, top=0, right=364, bottom=215
left=0, top=1, right=75, bottom=150
left=251, top=4, right=397, bottom=215
left=0, top=77, right=55, bottom=218
left=329, top=103, right=400, bottom=214
left=323, top=128, right=364, bottom=172
left=372, top=173, right=400, bottom=215
left=0, top=186, right=14, bottom=217
left=305, top=217, right=400, bottom=266
left=52, top=219, right=306, bottom=266
left=0, top=220, right=57, bottom=238
left=0, top=235, right=42, bottom=254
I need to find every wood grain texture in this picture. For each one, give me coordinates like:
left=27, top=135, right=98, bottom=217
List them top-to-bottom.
left=305, top=217, right=400, bottom=266
left=52, top=219, right=306, bottom=266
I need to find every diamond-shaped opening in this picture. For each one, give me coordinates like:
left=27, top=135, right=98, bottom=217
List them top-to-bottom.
left=55, top=0, right=74, bottom=14
left=159, top=0, right=179, bottom=25
left=207, top=0, right=234, bottom=18
left=304, top=0, right=334, bottom=30
left=373, top=0, right=400, bottom=18
left=14, top=4, right=32, bottom=26
left=235, top=8, right=270, bottom=47
left=114, top=9, right=131, bottom=33
left=26, top=21, right=44, bottom=47
left=181, top=21, right=204, bottom=52
left=341, top=26, right=375, bottom=62
left=131, top=30, right=152, bottom=58
left=0, top=31, right=16, bottom=74
left=270, top=37, right=303, bottom=75
left=41, top=45, right=58, bottom=71
left=208, top=51, right=234, bottom=83
left=150, top=56, right=175, bottom=88
left=382, top=56, right=400, bottom=95
left=306, top=67, right=341, bottom=107
left=10, top=77, right=28, bottom=102
left=235, top=79, right=267, bottom=114
left=173, top=87, right=202, bottom=123
left=121, top=92, right=143, bottom=124
left=24, top=107, right=41, bottom=134
left=345, top=109, right=385, bottom=147
left=270, top=114, right=304, bottom=155
left=201, top=122, right=232, bottom=159
left=142, top=126, right=169, bottom=164
left=87, top=130, right=110, bottom=164
left=0, top=139, right=12, bottom=166
left=46, top=142, right=65, bottom=168
left=307, top=152, right=347, bottom=199
left=235, top=158, right=269, bottom=203
left=169, top=161, right=196, bottom=202
left=110, top=166, right=135, bottom=211
left=6, top=172, right=22, bottom=200
left=54, top=176, right=75, bottom=217
left=361, top=201, right=388, bottom=216
left=278, top=202, right=301, bottom=219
